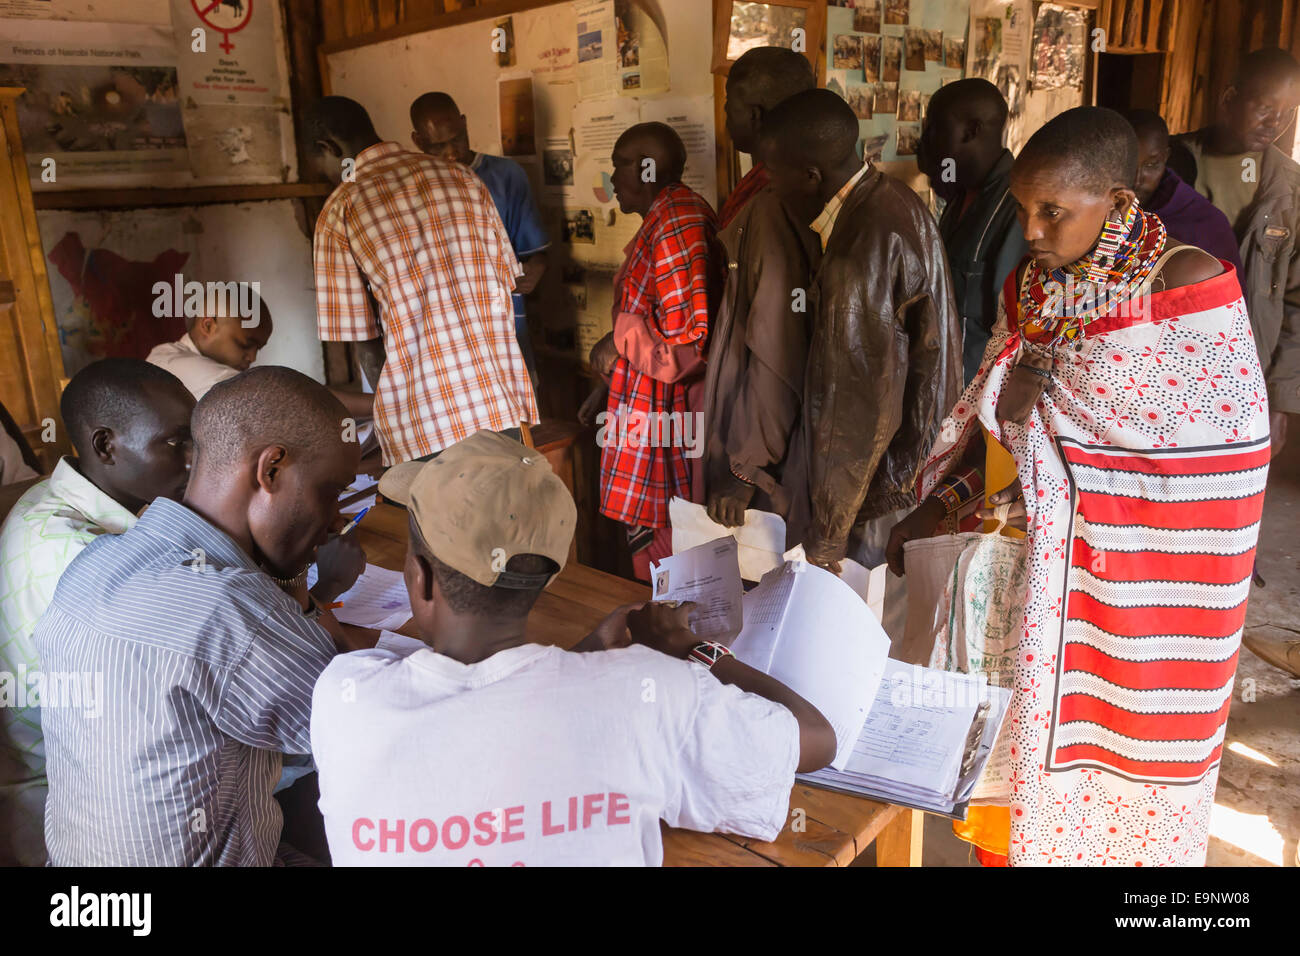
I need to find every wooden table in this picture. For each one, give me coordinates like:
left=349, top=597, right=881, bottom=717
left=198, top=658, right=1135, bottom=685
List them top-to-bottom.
left=354, top=502, right=923, bottom=867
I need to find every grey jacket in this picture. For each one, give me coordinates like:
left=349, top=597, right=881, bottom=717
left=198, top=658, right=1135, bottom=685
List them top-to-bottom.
left=1178, top=130, right=1300, bottom=414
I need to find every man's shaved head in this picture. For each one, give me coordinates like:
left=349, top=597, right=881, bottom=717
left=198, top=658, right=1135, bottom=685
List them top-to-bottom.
left=724, top=47, right=817, bottom=155
left=1216, top=47, right=1300, bottom=153
left=920, top=78, right=1009, bottom=198
left=928, top=78, right=1008, bottom=130
left=759, top=88, right=859, bottom=171
left=758, top=89, right=864, bottom=225
left=409, top=91, right=471, bottom=164
left=304, top=96, right=382, bottom=184
left=1123, top=108, right=1169, bottom=146
left=1123, top=109, right=1172, bottom=204
left=610, top=121, right=687, bottom=215
left=616, top=122, right=687, bottom=180
left=61, top=358, right=195, bottom=513
left=187, top=365, right=360, bottom=578
left=192, top=366, right=347, bottom=474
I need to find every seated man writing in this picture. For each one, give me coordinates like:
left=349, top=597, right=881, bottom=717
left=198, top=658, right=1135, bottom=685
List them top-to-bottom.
left=147, top=293, right=374, bottom=421
left=0, top=359, right=194, bottom=866
left=35, top=366, right=370, bottom=866
left=311, top=430, right=835, bottom=867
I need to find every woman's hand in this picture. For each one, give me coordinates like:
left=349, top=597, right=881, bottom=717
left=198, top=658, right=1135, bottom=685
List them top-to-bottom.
left=974, top=479, right=1028, bottom=532
left=885, top=496, right=946, bottom=577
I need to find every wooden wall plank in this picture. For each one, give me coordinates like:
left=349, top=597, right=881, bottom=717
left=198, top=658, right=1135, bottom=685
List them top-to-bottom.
left=321, top=0, right=348, bottom=43
left=377, top=0, right=400, bottom=28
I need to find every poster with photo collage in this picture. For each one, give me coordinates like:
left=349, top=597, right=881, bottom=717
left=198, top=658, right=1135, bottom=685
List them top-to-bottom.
left=826, top=0, right=967, bottom=164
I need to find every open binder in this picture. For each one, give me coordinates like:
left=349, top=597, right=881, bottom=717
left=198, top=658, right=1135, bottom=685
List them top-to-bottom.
left=798, top=658, right=1012, bottom=819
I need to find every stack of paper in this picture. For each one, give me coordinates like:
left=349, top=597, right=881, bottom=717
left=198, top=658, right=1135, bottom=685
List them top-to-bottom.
left=649, top=537, right=744, bottom=641
left=730, top=562, right=891, bottom=770
left=307, top=564, right=412, bottom=631
left=800, top=659, right=1012, bottom=818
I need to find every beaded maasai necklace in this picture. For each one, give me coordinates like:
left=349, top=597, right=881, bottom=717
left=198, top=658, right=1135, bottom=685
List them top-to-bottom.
left=1018, top=203, right=1168, bottom=348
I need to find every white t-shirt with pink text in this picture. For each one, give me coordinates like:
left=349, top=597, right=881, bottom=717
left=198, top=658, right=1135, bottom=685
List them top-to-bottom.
left=310, top=635, right=799, bottom=866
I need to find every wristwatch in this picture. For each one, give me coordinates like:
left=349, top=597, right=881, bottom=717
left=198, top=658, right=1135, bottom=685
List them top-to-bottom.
left=302, top=594, right=324, bottom=623
left=687, top=641, right=734, bottom=670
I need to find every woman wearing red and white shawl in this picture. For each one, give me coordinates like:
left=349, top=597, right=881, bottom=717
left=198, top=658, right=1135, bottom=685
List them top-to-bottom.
left=888, top=107, right=1269, bottom=867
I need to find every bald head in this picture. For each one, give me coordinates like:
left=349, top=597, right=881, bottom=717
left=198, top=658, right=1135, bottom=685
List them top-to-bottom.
left=725, top=47, right=817, bottom=154
left=1217, top=47, right=1300, bottom=153
left=919, top=79, right=1008, bottom=197
left=759, top=88, right=859, bottom=170
left=758, top=89, right=863, bottom=225
left=410, top=91, right=471, bottom=164
left=304, top=96, right=381, bottom=184
left=610, top=121, right=687, bottom=215
left=616, top=122, right=687, bottom=181
left=61, top=358, right=195, bottom=514
left=187, top=365, right=360, bottom=579
left=192, top=366, right=347, bottom=475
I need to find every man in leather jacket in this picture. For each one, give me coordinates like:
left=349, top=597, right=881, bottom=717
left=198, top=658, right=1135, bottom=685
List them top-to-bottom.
left=702, top=47, right=820, bottom=528
left=758, top=90, right=962, bottom=574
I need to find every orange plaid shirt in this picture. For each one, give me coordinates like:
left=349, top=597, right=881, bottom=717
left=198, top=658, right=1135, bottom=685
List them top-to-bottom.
left=314, top=142, right=537, bottom=464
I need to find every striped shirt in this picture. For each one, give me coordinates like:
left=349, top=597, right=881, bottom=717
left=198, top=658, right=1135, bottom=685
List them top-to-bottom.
left=314, top=141, right=537, bottom=465
left=33, top=497, right=336, bottom=866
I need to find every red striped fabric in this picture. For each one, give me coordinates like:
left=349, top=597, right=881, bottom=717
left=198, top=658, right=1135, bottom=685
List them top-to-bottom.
left=1052, top=442, right=1265, bottom=780
left=1068, top=541, right=1255, bottom=583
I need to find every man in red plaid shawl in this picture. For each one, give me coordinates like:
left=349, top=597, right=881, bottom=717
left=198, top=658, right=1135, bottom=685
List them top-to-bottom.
left=581, top=123, right=720, bottom=580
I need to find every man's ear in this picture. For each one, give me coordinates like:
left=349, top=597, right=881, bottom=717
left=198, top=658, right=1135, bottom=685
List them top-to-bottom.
left=962, top=116, right=982, bottom=144
left=410, top=130, right=422, bottom=150
left=315, top=137, right=342, bottom=159
left=805, top=164, right=825, bottom=191
left=89, top=426, right=114, bottom=465
left=254, top=445, right=288, bottom=494
left=406, top=550, right=436, bottom=604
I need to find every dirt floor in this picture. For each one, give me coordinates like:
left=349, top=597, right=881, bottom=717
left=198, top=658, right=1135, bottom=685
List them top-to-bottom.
left=910, top=429, right=1300, bottom=867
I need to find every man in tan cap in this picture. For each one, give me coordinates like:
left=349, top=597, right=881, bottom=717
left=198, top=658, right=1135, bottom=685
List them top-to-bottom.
left=310, top=429, right=834, bottom=866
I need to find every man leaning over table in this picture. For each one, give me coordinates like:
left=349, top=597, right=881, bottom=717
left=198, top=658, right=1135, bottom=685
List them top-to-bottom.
left=311, top=430, right=835, bottom=866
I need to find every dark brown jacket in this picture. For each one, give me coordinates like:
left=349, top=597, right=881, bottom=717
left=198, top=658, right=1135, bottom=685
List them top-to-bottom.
left=785, top=167, right=962, bottom=557
left=701, top=186, right=820, bottom=514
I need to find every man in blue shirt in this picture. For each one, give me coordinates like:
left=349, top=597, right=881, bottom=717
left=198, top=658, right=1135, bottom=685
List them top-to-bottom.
left=411, top=92, right=550, bottom=383
left=34, top=367, right=371, bottom=865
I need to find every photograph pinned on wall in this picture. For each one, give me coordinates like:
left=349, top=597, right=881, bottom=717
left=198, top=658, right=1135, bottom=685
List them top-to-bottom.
left=721, top=0, right=815, bottom=65
left=853, top=0, right=881, bottom=33
left=884, top=0, right=908, bottom=26
left=1031, top=2, right=1087, bottom=91
left=495, top=16, right=517, bottom=68
left=971, top=17, right=1002, bottom=77
left=578, top=27, right=604, bottom=63
left=904, top=27, right=925, bottom=71
left=923, top=29, right=942, bottom=62
left=833, top=33, right=864, bottom=70
left=862, top=34, right=881, bottom=82
left=882, top=34, right=902, bottom=81
left=943, top=36, right=965, bottom=69
left=826, top=68, right=849, bottom=98
left=622, top=72, right=641, bottom=90
left=498, top=76, right=536, bottom=156
left=873, top=80, right=898, bottom=114
left=845, top=84, right=874, bottom=119
left=897, top=87, right=922, bottom=122
left=921, top=91, right=932, bottom=120
left=895, top=123, right=921, bottom=156
left=861, top=132, right=889, bottom=163
left=543, top=147, right=574, bottom=186
left=563, top=207, right=596, bottom=243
